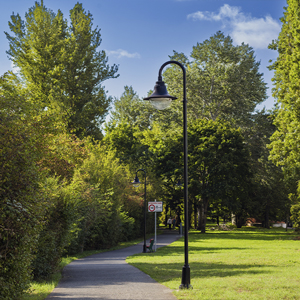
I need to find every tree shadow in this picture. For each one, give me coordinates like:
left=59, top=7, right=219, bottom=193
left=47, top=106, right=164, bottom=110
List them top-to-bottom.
left=188, top=229, right=296, bottom=241
left=152, top=245, right=249, bottom=256
left=128, top=260, right=273, bottom=284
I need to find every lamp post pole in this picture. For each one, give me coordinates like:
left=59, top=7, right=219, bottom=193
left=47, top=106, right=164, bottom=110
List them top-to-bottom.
left=144, top=61, right=191, bottom=288
left=133, top=169, right=147, bottom=253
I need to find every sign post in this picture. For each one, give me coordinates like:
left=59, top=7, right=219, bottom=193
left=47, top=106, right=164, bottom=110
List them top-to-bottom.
left=148, top=200, right=163, bottom=251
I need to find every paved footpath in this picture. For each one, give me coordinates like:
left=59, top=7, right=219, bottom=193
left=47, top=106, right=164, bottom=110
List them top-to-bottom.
left=46, top=231, right=180, bottom=300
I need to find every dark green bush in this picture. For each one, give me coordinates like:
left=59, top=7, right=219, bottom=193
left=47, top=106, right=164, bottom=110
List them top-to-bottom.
left=0, top=113, right=45, bottom=299
left=65, top=145, right=144, bottom=254
left=31, top=180, right=77, bottom=278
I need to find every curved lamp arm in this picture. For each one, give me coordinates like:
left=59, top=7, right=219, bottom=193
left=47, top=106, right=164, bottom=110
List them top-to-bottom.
left=157, top=60, right=186, bottom=102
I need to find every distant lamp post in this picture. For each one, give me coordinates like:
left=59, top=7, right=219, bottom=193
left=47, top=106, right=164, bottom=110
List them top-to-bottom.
left=144, top=60, right=191, bottom=289
left=132, top=169, right=147, bottom=253
left=176, top=179, right=183, bottom=189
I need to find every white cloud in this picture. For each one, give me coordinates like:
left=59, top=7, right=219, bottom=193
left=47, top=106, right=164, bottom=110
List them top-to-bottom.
left=187, top=4, right=281, bottom=49
left=187, top=4, right=240, bottom=21
left=218, top=4, right=241, bottom=20
left=187, top=11, right=211, bottom=21
left=232, top=16, right=280, bottom=48
left=106, top=49, right=141, bottom=59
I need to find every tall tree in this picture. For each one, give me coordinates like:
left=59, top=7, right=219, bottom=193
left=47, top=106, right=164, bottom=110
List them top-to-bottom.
left=268, top=0, right=300, bottom=229
left=5, top=1, right=118, bottom=140
left=5, top=1, right=67, bottom=108
left=64, top=3, right=118, bottom=139
left=163, top=31, right=267, bottom=128
left=245, top=111, right=288, bottom=228
left=142, top=119, right=251, bottom=233
left=188, top=119, right=251, bottom=233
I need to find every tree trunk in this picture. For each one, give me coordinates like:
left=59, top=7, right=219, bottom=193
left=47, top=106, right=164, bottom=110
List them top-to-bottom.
left=201, top=198, right=209, bottom=233
left=197, top=199, right=203, bottom=230
left=194, top=200, right=197, bottom=229
left=189, top=202, right=193, bottom=229
left=164, top=205, right=169, bottom=226
left=265, top=205, right=270, bottom=229
left=236, top=214, right=245, bottom=228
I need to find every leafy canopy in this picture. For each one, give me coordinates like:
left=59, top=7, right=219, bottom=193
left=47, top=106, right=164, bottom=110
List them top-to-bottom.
left=5, top=1, right=119, bottom=140
left=163, top=31, right=267, bottom=127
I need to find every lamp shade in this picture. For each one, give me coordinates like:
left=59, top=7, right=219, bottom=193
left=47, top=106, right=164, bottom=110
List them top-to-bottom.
left=144, top=80, right=177, bottom=110
left=132, top=175, right=141, bottom=188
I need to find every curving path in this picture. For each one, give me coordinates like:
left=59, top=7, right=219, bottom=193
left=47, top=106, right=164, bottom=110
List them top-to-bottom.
left=46, top=231, right=180, bottom=300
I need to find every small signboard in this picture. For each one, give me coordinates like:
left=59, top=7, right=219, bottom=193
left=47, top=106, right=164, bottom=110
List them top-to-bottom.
left=148, top=201, right=163, bottom=212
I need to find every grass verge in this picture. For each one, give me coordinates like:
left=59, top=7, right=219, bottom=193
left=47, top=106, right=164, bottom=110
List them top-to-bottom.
left=126, top=227, right=300, bottom=300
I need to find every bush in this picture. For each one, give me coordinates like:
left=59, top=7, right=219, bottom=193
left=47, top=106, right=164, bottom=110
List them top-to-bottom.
left=0, top=112, right=45, bottom=299
left=65, top=144, right=143, bottom=254
left=31, top=178, right=78, bottom=279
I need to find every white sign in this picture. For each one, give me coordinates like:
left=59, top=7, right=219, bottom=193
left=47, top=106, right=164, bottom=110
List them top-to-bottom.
left=148, top=201, right=163, bottom=212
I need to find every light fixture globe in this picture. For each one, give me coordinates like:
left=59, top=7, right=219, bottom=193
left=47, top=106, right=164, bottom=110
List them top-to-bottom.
left=144, top=80, right=177, bottom=110
left=132, top=175, right=141, bottom=188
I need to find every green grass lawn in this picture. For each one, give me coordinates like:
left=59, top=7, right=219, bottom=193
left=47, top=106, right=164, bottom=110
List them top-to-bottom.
left=126, top=227, right=300, bottom=300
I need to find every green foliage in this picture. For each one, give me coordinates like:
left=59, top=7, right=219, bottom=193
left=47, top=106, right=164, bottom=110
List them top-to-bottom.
left=268, top=0, right=300, bottom=228
left=5, top=1, right=118, bottom=140
left=63, top=3, right=118, bottom=139
left=164, top=31, right=267, bottom=127
left=0, top=82, right=46, bottom=299
left=108, top=85, right=183, bottom=132
left=109, top=86, right=154, bottom=130
left=243, top=111, right=288, bottom=227
left=141, top=119, right=251, bottom=232
left=188, top=119, right=251, bottom=232
left=104, top=121, right=146, bottom=166
left=141, top=123, right=183, bottom=220
left=142, top=123, right=182, bottom=178
left=38, top=133, right=88, bottom=181
left=65, top=144, right=140, bottom=253
left=31, top=177, right=78, bottom=279
left=291, top=202, right=300, bottom=231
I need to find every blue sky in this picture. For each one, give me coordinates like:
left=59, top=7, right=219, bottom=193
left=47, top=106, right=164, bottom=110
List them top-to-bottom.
left=0, top=0, right=287, bottom=110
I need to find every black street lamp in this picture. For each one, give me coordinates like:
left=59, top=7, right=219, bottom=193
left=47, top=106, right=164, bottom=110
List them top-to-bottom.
left=144, top=60, right=191, bottom=289
left=132, top=169, right=147, bottom=253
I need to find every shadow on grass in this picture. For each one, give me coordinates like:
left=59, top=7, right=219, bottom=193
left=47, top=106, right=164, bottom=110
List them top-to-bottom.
left=132, top=228, right=299, bottom=258
left=187, top=228, right=297, bottom=241
left=150, top=245, right=249, bottom=256
left=128, top=260, right=272, bottom=284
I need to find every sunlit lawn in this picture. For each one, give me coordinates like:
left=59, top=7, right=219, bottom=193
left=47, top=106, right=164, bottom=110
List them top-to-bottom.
left=126, top=227, right=300, bottom=300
